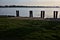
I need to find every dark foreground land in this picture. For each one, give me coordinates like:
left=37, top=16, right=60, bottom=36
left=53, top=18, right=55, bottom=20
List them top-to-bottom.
left=0, top=17, right=60, bottom=40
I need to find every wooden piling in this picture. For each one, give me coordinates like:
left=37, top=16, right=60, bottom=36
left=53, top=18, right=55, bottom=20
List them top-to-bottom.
left=16, top=10, right=19, bottom=17
left=29, top=11, right=33, bottom=17
left=41, top=11, right=45, bottom=18
left=53, top=11, right=58, bottom=19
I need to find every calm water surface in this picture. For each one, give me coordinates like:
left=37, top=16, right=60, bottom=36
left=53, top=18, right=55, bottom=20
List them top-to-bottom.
left=0, top=8, right=60, bottom=18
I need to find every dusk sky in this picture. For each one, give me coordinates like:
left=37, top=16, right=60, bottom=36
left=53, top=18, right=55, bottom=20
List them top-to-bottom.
left=0, top=0, right=60, bottom=6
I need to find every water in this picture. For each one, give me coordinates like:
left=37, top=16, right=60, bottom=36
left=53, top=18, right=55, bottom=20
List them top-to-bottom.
left=0, top=8, right=60, bottom=18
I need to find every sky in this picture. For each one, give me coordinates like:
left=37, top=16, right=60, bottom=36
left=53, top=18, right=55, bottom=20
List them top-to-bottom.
left=0, top=0, right=60, bottom=6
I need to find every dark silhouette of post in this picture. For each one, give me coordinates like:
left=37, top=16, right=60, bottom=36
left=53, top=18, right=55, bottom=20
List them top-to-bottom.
left=16, top=10, right=19, bottom=17
left=29, top=11, right=33, bottom=17
left=41, top=11, right=45, bottom=18
left=41, top=11, right=43, bottom=18
left=53, top=11, right=58, bottom=19
left=54, top=11, right=55, bottom=19
left=56, top=11, right=58, bottom=19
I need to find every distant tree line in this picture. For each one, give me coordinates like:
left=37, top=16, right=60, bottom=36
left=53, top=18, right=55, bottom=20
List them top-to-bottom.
left=0, top=5, right=60, bottom=8
left=0, top=5, right=28, bottom=7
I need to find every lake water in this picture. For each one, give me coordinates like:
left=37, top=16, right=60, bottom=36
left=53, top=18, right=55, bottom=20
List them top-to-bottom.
left=0, top=8, right=60, bottom=18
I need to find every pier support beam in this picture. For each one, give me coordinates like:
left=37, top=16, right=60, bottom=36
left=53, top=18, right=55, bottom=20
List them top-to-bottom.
left=16, top=10, right=19, bottom=17
left=29, top=11, right=33, bottom=17
left=41, top=11, right=45, bottom=18
left=53, top=11, right=58, bottom=19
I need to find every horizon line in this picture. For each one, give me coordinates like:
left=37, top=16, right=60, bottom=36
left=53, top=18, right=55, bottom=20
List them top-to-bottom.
left=0, top=5, right=60, bottom=8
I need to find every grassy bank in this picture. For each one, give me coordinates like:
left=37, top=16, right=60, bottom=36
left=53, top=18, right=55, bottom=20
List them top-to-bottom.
left=0, top=18, right=59, bottom=40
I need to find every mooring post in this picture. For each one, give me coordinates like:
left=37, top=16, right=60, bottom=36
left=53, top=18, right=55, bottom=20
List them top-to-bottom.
left=16, top=10, right=19, bottom=17
left=29, top=11, right=33, bottom=17
left=41, top=11, right=45, bottom=18
left=41, top=11, right=43, bottom=18
left=43, top=11, right=45, bottom=18
left=53, top=11, right=58, bottom=19
left=54, top=11, right=55, bottom=19
left=56, top=11, right=58, bottom=19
